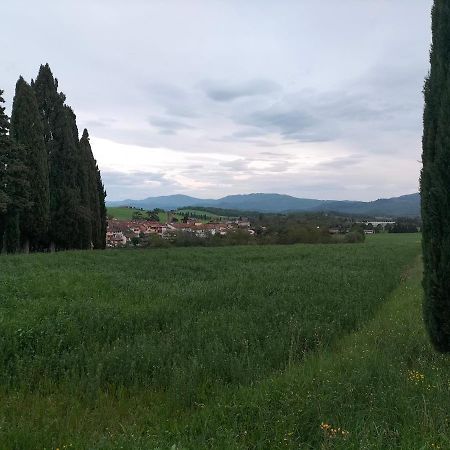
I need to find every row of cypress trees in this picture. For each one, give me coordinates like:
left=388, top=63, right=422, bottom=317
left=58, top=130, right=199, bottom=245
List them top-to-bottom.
left=0, top=64, right=106, bottom=253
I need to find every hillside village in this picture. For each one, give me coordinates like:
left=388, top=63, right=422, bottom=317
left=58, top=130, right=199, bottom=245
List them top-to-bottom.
left=105, top=206, right=421, bottom=248
left=106, top=215, right=253, bottom=247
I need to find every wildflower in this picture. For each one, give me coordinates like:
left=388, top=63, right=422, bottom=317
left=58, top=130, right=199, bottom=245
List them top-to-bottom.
left=407, top=370, right=425, bottom=384
left=320, top=422, right=349, bottom=438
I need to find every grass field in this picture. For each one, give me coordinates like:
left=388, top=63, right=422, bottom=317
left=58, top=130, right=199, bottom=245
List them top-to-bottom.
left=106, top=206, right=137, bottom=220
left=107, top=206, right=226, bottom=222
left=107, top=207, right=183, bottom=222
left=177, top=209, right=226, bottom=220
left=0, top=234, right=448, bottom=448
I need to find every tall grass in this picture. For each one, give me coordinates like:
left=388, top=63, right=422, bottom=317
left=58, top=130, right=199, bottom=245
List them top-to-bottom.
left=0, top=234, right=433, bottom=449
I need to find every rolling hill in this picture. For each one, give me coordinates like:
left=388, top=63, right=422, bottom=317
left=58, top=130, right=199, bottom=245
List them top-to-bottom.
left=107, top=192, right=421, bottom=217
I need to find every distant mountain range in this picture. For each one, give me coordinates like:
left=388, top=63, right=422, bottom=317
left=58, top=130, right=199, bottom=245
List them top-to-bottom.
left=107, top=192, right=421, bottom=217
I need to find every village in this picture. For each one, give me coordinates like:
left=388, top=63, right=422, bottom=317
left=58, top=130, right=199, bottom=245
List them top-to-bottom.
left=106, top=214, right=253, bottom=247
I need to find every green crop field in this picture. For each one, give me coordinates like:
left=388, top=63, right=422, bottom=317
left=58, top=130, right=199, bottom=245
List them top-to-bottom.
left=106, top=206, right=136, bottom=220
left=107, top=207, right=185, bottom=223
left=177, top=209, right=226, bottom=220
left=0, top=234, right=448, bottom=449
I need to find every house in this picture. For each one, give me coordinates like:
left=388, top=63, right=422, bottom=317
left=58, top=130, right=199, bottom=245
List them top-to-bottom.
left=106, top=231, right=127, bottom=247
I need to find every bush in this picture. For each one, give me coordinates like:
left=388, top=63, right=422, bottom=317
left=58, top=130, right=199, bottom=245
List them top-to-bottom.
left=344, top=230, right=365, bottom=243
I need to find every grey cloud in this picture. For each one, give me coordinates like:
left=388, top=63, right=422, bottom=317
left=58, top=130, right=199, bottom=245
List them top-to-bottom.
left=1, top=0, right=430, bottom=200
left=201, top=79, right=281, bottom=102
left=229, top=80, right=421, bottom=145
left=143, top=83, right=200, bottom=119
left=235, top=103, right=334, bottom=143
left=149, top=116, right=195, bottom=135
left=84, top=118, right=117, bottom=129
left=259, top=151, right=292, bottom=158
left=313, top=155, right=363, bottom=171
left=220, top=159, right=249, bottom=171
left=102, top=170, right=170, bottom=187
left=102, top=170, right=185, bottom=200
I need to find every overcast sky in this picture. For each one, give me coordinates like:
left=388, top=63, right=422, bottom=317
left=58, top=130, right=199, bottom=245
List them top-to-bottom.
left=2, top=0, right=432, bottom=201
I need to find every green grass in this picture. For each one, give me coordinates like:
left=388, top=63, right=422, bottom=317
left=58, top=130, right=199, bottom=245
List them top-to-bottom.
left=106, top=206, right=136, bottom=220
left=107, top=207, right=182, bottom=222
left=177, top=209, right=225, bottom=221
left=0, top=234, right=447, bottom=448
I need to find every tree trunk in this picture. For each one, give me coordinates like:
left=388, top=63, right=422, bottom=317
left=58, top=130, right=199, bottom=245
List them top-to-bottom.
left=22, top=238, right=30, bottom=254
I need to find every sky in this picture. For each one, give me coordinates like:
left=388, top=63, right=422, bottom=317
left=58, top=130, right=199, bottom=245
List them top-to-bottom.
left=2, top=0, right=432, bottom=201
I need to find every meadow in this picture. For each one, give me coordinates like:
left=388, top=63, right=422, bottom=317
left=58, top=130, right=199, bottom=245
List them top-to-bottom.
left=107, top=206, right=224, bottom=223
left=0, top=234, right=448, bottom=449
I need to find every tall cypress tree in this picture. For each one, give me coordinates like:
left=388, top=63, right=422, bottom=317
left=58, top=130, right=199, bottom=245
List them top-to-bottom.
left=421, top=0, right=450, bottom=352
left=33, top=64, right=82, bottom=250
left=10, top=77, right=50, bottom=251
left=0, top=90, right=30, bottom=253
left=0, top=90, right=11, bottom=247
left=65, top=107, right=91, bottom=249
left=79, top=129, right=106, bottom=249
left=80, top=129, right=99, bottom=248
left=97, top=166, right=107, bottom=250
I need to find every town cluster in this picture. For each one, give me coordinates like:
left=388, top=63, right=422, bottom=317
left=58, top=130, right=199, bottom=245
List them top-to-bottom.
left=106, top=217, right=253, bottom=247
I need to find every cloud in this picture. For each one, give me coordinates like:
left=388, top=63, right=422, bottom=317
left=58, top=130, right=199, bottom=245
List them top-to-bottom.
left=1, top=0, right=431, bottom=201
left=201, top=79, right=281, bottom=102
left=149, top=116, right=195, bottom=135
left=312, top=154, right=363, bottom=171
left=101, top=170, right=169, bottom=188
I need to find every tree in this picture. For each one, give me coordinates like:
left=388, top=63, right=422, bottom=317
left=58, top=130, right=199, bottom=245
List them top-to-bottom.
left=421, top=0, right=450, bottom=352
left=34, top=64, right=83, bottom=250
left=10, top=76, right=50, bottom=251
left=0, top=90, right=30, bottom=253
left=0, top=90, right=12, bottom=249
left=0, top=91, right=10, bottom=217
left=66, top=108, right=91, bottom=249
left=79, top=129, right=106, bottom=249
left=96, top=167, right=107, bottom=249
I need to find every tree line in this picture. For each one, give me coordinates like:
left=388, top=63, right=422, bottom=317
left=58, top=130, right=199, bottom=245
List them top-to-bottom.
left=0, top=64, right=106, bottom=253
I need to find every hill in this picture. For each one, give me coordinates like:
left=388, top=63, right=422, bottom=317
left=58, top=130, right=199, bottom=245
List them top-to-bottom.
left=107, top=192, right=421, bottom=217
left=107, top=194, right=214, bottom=210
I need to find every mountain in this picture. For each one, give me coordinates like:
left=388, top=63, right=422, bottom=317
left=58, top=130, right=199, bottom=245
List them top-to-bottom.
left=107, top=192, right=421, bottom=217
left=210, top=193, right=323, bottom=212
left=313, top=193, right=420, bottom=217
left=107, top=194, right=214, bottom=210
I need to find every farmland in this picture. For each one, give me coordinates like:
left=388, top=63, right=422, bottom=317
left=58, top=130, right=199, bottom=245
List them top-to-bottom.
left=107, top=206, right=227, bottom=223
left=0, top=234, right=448, bottom=448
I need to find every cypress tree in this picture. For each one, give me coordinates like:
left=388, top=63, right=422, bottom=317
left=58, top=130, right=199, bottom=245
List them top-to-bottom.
left=421, top=0, right=450, bottom=352
left=33, top=64, right=82, bottom=250
left=10, top=77, right=50, bottom=251
left=0, top=90, right=30, bottom=253
left=0, top=90, right=11, bottom=248
left=65, top=107, right=91, bottom=249
left=80, top=129, right=106, bottom=249
left=80, top=129, right=100, bottom=248
left=98, top=171, right=107, bottom=249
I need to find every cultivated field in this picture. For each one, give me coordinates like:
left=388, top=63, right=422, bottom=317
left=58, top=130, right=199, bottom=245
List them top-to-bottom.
left=0, top=234, right=448, bottom=449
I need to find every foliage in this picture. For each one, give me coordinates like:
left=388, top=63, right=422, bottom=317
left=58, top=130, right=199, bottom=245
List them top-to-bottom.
left=420, top=0, right=450, bottom=352
left=0, top=63, right=110, bottom=252
left=10, top=77, right=50, bottom=251
left=0, top=90, right=30, bottom=253
left=80, top=129, right=106, bottom=249
left=389, top=217, right=420, bottom=233
left=344, top=230, right=365, bottom=243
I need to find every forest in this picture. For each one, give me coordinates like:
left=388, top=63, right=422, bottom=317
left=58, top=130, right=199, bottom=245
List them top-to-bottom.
left=0, top=64, right=106, bottom=253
